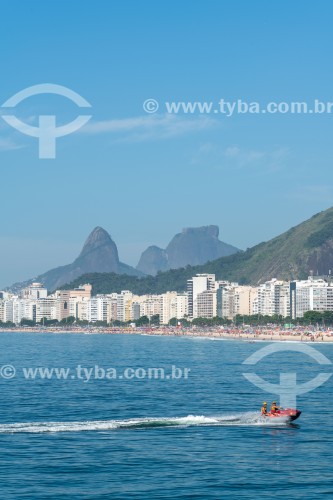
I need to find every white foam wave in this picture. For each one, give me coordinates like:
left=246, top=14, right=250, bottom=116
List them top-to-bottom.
left=0, top=412, right=291, bottom=434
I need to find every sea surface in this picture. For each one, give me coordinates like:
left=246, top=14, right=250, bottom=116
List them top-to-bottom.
left=0, top=332, right=332, bottom=499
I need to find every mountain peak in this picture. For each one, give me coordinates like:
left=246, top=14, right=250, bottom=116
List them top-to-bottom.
left=91, top=226, right=109, bottom=234
left=79, top=227, right=115, bottom=258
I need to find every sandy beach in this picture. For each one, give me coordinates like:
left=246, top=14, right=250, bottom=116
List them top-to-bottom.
left=1, top=326, right=333, bottom=342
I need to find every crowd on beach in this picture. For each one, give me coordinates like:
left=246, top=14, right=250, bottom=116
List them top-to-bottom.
left=1, top=324, right=333, bottom=341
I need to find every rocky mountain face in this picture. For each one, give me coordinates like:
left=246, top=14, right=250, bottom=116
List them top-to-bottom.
left=136, top=225, right=240, bottom=275
left=9, top=227, right=143, bottom=293
left=136, top=246, right=169, bottom=276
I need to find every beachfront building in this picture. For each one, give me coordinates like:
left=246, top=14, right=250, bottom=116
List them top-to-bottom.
left=187, top=274, right=216, bottom=319
left=290, top=277, right=333, bottom=318
left=257, top=279, right=290, bottom=317
left=274, top=281, right=291, bottom=317
left=52, top=284, right=92, bottom=321
left=67, top=284, right=93, bottom=318
left=216, top=284, right=257, bottom=319
left=217, top=284, right=233, bottom=319
left=234, top=286, right=258, bottom=317
left=196, top=289, right=217, bottom=318
left=116, top=291, right=134, bottom=322
left=75, top=292, right=126, bottom=323
left=158, top=292, right=189, bottom=324
left=159, top=292, right=177, bottom=325
left=176, top=292, right=188, bottom=320
left=109, top=294, right=118, bottom=320
left=138, top=294, right=161, bottom=320
left=87, top=296, right=112, bottom=323
left=8, top=297, right=22, bottom=324
left=35, top=297, right=57, bottom=323
left=12, top=298, right=34, bottom=323
left=76, top=299, right=89, bottom=322
left=6, top=300, right=15, bottom=323
left=132, top=302, right=141, bottom=321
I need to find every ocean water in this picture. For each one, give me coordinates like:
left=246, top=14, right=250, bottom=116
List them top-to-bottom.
left=0, top=332, right=332, bottom=499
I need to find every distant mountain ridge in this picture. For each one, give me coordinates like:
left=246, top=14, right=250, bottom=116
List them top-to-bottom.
left=59, top=206, right=333, bottom=294
left=7, top=224, right=239, bottom=293
left=136, top=225, right=240, bottom=275
left=8, top=227, right=143, bottom=293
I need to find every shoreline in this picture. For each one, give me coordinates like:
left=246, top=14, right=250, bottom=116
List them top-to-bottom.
left=1, top=327, right=333, bottom=342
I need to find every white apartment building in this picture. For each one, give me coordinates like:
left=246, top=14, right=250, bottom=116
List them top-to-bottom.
left=187, top=274, right=215, bottom=319
left=290, top=278, right=333, bottom=318
left=257, top=279, right=290, bottom=317
left=274, top=281, right=291, bottom=318
left=117, top=291, right=133, bottom=322
left=159, top=292, right=177, bottom=325
left=176, top=293, right=188, bottom=320
left=87, top=296, right=111, bottom=323
left=12, top=298, right=34, bottom=323
left=36, top=298, right=56, bottom=323
left=0, top=299, right=15, bottom=323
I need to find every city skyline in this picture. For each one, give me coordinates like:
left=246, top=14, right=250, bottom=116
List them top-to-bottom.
left=2, top=273, right=332, bottom=326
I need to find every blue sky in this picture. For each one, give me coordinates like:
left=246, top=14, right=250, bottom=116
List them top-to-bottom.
left=0, top=0, right=333, bottom=286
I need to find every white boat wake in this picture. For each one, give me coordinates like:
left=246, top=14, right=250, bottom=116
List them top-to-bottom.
left=0, top=412, right=291, bottom=434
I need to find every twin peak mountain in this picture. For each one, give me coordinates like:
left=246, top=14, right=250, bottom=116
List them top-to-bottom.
left=24, top=226, right=240, bottom=291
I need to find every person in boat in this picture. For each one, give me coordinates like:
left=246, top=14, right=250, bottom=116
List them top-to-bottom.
left=270, top=401, right=280, bottom=414
left=261, top=402, right=268, bottom=415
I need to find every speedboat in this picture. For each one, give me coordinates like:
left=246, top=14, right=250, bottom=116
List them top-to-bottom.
left=265, top=408, right=301, bottom=422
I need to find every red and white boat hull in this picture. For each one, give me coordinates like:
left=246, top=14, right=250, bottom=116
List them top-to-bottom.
left=266, top=408, right=301, bottom=422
